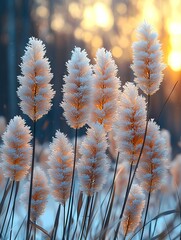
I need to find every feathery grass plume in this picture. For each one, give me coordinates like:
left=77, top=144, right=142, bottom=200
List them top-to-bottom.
left=131, top=22, right=165, bottom=95
left=17, top=37, right=55, bottom=121
left=61, top=47, right=92, bottom=129
left=90, top=48, right=120, bottom=132
left=113, top=82, right=146, bottom=165
left=0, top=116, right=6, bottom=137
left=1, top=116, right=32, bottom=181
left=137, top=119, right=168, bottom=193
left=77, top=123, right=109, bottom=196
left=48, top=131, right=73, bottom=205
left=170, top=154, right=181, bottom=190
left=21, top=166, right=49, bottom=222
left=121, top=184, right=145, bottom=236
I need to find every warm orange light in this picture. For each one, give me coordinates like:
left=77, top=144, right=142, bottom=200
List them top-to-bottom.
left=68, top=2, right=81, bottom=19
left=81, top=2, right=114, bottom=31
left=94, top=2, right=114, bottom=30
left=36, top=6, right=49, bottom=18
left=51, top=15, right=64, bottom=32
left=167, top=21, right=181, bottom=71
left=112, top=46, right=122, bottom=58
left=168, top=51, right=181, bottom=72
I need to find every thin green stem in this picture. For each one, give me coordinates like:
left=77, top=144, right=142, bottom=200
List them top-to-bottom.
left=157, top=80, right=179, bottom=121
left=26, top=120, right=36, bottom=240
left=66, top=128, right=78, bottom=240
left=101, top=152, right=120, bottom=239
left=0, top=178, right=11, bottom=215
left=0, top=180, right=15, bottom=237
left=10, top=182, right=19, bottom=240
left=140, top=191, right=151, bottom=240
left=85, top=195, right=95, bottom=239
left=79, top=196, right=91, bottom=240
left=51, top=204, right=61, bottom=240
left=63, top=205, right=65, bottom=239
left=14, top=215, right=26, bottom=240
left=33, top=221, right=36, bottom=240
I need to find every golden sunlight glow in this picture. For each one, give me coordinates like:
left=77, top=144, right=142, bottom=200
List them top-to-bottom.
left=68, top=2, right=82, bottom=19
left=81, top=2, right=114, bottom=31
left=94, top=2, right=114, bottom=30
left=36, top=6, right=49, bottom=18
left=51, top=15, right=65, bottom=32
left=167, top=21, right=181, bottom=71
left=91, top=35, right=103, bottom=48
left=112, top=46, right=123, bottom=58
left=168, top=51, right=181, bottom=72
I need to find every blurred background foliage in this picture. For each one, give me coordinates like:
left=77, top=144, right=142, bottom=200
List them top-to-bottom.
left=0, top=0, right=181, bottom=155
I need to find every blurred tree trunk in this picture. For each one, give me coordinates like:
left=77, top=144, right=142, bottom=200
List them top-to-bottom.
left=7, top=0, right=16, bottom=118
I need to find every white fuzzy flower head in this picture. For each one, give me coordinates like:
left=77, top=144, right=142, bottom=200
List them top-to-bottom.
left=131, top=22, right=165, bottom=95
left=17, top=37, right=55, bottom=121
left=61, top=47, right=92, bottom=129
left=90, top=48, right=121, bottom=132
left=113, top=82, right=146, bottom=165
left=1, top=116, right=32, bottom=181
left=137, top=120, right=168, bottom=193
left=77, top=123, right=109, bottom=196
left=48, top=131, right=73, bottom=205
left=20, top=166, right=49, bottom=222
left=122, top=184, right=145, bottom=236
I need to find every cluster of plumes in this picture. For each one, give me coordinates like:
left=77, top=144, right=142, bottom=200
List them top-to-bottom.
left=131, top=22, right=165, bottom=95
left=17, top=37, right=55, bottom=121
left=61, top=47, right=92, bottom=129
left=90, top=48, right=120, bottom=132
left=114, top=82, right=146, bottom=165
left=0, top=116, right=32, bottom=181
left=0, top=116, right=6, bottom=137
left=137, top=120, right=168, bottom=193
left=77, top=123, right=109, bottom=196
left=48, top=131, right=73, bottom=205
left=170, top=154, right=181, bottom=190
left=21, top=166, right=49, bottom=222
left=121, top=184, right=145, bottom=236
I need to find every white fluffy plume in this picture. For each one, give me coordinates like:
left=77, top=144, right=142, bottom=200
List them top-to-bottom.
left=131, top=22, right=165, bottom=95
left=17, top=37, right=55, bottom=121
left=61, top=47, right=92, bottom=129
left=77, top=123, right=109, bottom=196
